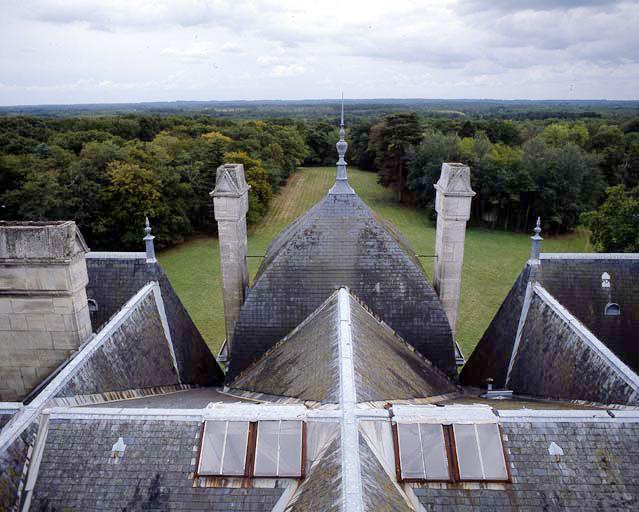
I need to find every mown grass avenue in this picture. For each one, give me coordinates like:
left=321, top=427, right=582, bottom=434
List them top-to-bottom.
left=158, top=167, right=591, bottom=359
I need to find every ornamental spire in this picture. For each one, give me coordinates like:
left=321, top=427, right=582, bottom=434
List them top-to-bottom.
left=328, top=94, right=355, bottom=195
left=143, top=216, right=156, bottom=263
left=529, top=217, right=543, bottom=263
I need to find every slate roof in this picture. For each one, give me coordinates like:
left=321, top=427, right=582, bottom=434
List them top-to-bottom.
left=229, top=191, right=455, bottom=381
left=85, top=253, right=223, bottom=386
left=461, top=254, right=639, bottom=406
left=537, top=255, right=639, bottom=373
left=231, top=289, right=456, bottom=403
left=415, top=416, right=639, bottom=511
left=30, top=417, right=285, bottom=512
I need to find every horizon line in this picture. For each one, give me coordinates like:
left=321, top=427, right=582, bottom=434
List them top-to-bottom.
left=1, top=97, right=639, bottom=109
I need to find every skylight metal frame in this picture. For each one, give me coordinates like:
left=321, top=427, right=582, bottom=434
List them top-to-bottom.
left=196, top=419, right=306, bottom=480
left=253, top=419, right=304, bottom=478
left=196, top=420, right=250, bottom=477
left=392, top=422, right=510, bottom=484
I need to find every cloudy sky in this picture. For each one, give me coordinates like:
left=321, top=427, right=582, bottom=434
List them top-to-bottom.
left=1, top=0, right=637, bottom=105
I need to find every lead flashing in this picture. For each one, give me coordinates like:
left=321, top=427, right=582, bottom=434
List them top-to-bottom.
left=337, top=288, right=364, bottom=512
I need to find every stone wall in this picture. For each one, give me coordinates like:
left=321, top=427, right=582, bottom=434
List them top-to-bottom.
left=0, top=222, right=92, bottom=401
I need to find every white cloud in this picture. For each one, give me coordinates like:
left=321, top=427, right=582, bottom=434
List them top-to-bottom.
left=0, top=0, right=637, bottom=104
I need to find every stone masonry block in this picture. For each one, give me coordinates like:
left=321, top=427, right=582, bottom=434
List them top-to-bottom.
left=11, top=297, right=54, bottom=314
left=9, top=315, right=28, bottom=331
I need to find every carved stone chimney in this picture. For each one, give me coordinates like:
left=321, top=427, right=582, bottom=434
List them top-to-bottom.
left=433, top=163, right=476, bottom=337
left=211, top=164, right=250, bottom=356
left=0, top=221, right=93, bottom=400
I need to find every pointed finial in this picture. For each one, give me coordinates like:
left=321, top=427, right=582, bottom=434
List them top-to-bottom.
left=328, top=94, right=354, bottom=195
left=143, top=216, right=156, bottom=263
left=529, top=217, right=543, bottom=263
left=533, top=217, right=541, bottom=236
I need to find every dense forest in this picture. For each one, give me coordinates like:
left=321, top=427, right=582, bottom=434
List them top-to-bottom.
left=1, top=101, right=638, bottom=251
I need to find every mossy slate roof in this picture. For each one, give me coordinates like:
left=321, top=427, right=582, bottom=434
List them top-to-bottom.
left=229, top=192, right=455, bottom=381
left=230, top=289, right=456, bottom=403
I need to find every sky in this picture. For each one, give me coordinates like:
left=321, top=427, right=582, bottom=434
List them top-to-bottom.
left=0, top=0, right=638, bottom=105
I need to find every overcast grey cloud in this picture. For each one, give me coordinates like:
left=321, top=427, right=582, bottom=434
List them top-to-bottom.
left=0, top=0, right=637, bottom=105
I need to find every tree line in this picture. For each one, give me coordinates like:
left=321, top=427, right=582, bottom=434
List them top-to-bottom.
left=1, top=111, right=637, bottom=252
left=344, top=113, right=638, bottom=250
left=0, top=115, right=306, bottom=249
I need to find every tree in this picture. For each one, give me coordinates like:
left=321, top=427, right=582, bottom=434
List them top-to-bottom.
left=370, top=113, right=422, bottom=202
left=406, top=130, right=460, bottom=210
left=223, top=151, right=272, bottom=224
left=582, top=185, right=639, bottom=252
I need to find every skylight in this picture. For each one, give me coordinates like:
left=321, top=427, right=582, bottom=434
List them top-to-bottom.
left=198, top=419, right=304, bottom=479
left=254, top=420, right=303, bottom=477
left=198, top=421, right=249, bottom=476
left=393, top=421, right=509, bottom=482
left=396, top=423, right=449, bottom=480
left=454, top=423, right=508, bottom=481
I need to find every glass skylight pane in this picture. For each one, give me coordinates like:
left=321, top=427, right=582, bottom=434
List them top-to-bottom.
left=199, top=421, right=226, bottom=475
left=221, top=421, right=249, bottom=476
left=254, top=421, right=279, bottom=477
left=278, top=421, right=303, bottom=477
left=397, top=423, right=424, bottom=479
left=476, top=423, right=508, bottom=481
left=420, top=424, right=449, bottom=480
left=454, top=424, right=483, bottom=480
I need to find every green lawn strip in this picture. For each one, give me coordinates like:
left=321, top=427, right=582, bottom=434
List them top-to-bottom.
left=159, top=167, right=591, bottom=358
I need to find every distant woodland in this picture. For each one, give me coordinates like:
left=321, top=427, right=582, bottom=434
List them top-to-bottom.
left=1, top=100, right=638, bottom=252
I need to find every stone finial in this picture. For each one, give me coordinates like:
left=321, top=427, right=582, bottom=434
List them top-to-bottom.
left=329, top=94, right=355, bottom=195
left=143, top=216, right=156, bottom=263
left=529, top=217, right=543, bottom=263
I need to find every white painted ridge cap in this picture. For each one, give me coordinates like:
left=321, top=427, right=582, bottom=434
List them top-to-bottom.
left=86, top=251, right=147, bottom=259
left=540, top=253, right=638, bottom=260
left=0, top=402, right=22, bottom=410
left=204, top=403, right=308, bottom=421
left=392, top=404, right=498, bottom=424
left=497, top=409, right=611, bottom=419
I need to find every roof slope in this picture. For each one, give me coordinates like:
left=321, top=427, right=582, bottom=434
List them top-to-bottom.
left=229, top=192, right=455, bottom=381
left=86, top=254, right=223, bottom=386
left=461, top=255, right=639, bottom=405
left=537, top=255, right=639, bottom=373
left=460, top=265, right=532, bottom=386
left=231, top=289, right=456, bottom=403
left=231, top=293, right=341, bottom=402
left=30, top=417, right=284, bottom=511
left=359, top=434, right=413, bottom=512
left=285, top=436, right=342, bottom=511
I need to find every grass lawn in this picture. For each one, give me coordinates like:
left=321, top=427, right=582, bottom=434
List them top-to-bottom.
left=158, top=166, right=591, bottom=358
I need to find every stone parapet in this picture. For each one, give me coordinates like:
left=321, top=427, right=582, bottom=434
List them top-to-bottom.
left=0, top=221, right=92, bottom=401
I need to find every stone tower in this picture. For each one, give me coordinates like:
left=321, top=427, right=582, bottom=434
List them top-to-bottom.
left=433, top=163, right=476, bottom=337
left=211, top=164, right=250, bottom=357
left=0, top=221, right=93, bottom=400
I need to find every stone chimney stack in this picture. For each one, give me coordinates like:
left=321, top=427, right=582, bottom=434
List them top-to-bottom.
left=433, top=163, right=476, bottom=337
left=211, top=164, right=250, bottom=356
left=0, top=221, right=93, bottom=400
